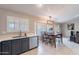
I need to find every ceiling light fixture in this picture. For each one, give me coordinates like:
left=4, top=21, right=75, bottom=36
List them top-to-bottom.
left=36, top=4, right=43, bottom=7
left=49, top=16, right=52, bottom=20
left=49, top=16, right=56, bottom=21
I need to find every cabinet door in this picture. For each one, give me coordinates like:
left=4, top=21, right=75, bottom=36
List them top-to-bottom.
left=29, top=37, right=38, bottom=49
left=21, top=38, right=29, bottom=52
left=21, top=38, right=26, bottom=52
left=25, top=38, right=29, bottom=51
left=12, top=39, right=21, bottom=55
left=2, top=40, right=12, bottom=55
left=0, top=42, right=1, bottom=55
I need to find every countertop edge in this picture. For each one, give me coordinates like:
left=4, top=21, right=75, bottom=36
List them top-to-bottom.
left=0, top=35, right=38, bottom=42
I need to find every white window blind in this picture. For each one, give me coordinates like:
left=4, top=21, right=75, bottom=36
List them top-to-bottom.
left=7, top=16, right=29, bottom=32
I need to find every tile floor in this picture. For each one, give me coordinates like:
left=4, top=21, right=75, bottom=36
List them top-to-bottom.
left=21, top=38, right=79, bottom=55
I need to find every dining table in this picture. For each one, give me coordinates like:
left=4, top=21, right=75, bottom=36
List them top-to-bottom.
left=48, top=34, right=62, bottom=48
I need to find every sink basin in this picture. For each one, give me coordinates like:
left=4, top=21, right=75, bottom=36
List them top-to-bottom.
left=12, top=36, right=27, bottom=38
left=12, top=36, right=21, bottom=38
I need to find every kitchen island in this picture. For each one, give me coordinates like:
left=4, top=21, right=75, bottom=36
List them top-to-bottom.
left=0, top=35, right=39, bottom=55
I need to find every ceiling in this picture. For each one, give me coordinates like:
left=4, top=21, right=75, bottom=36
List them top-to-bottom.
left=0, top=4, right=79, bottom=23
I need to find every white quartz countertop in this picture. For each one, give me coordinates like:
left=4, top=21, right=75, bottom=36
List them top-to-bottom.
left=0, top=34, right=38, bottom=42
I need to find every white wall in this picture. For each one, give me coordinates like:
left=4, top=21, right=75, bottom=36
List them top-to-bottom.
left=61, top=19, right=79, bottom=37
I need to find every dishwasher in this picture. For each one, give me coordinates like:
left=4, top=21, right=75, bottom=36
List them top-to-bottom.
left=29, top=37, right=38, bottom=49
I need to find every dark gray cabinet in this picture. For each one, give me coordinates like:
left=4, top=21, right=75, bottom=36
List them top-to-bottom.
left=0, top=36, right=38, bottom=55
left=11, top=38, right=29, bottom=55
left=21, top=38, right=29, bottom=52
left=21, top=38, right=26, bottom=52
left=25, top=38, right=29, bottom=51
left=12, top=39, right=21, bottom=55
left=2, top=40, right=12, bottom=55
left=0, top=42, right=1, bottom=55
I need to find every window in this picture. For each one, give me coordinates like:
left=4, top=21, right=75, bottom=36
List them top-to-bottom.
left=7, top=16, right=29, bottom=32
left=7, top=16, right=15, bottom=32
left=19, top=18, right=29, bottom=32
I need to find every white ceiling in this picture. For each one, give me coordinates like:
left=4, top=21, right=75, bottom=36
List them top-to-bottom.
left=0, top=4, right=79, bottom=23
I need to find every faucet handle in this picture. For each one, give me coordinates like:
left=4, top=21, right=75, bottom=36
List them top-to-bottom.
left=24, top=33, right=27, bottom=36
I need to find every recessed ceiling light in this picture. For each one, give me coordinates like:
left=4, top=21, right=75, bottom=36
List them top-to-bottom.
left=36, top=4, right=43, bottom=7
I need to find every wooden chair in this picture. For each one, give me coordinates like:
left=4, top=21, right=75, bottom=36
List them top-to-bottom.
left=48, top=35, right=56, bottom=47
